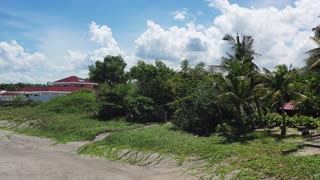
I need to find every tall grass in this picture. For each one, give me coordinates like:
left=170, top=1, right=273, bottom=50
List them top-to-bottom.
left=0, top=90, right=142, bottom=143
left=36, top=90, right=98, bottom=114
left=79, top=124, right=320, bottom=179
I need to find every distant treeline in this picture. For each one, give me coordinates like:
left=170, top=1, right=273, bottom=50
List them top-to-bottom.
left=0, top=83, right=46, bottom=91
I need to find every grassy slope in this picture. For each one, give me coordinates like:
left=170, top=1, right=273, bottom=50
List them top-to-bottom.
left=0, top=106, right=142, bottom=143
left=79, top=124, right=320, bottom=179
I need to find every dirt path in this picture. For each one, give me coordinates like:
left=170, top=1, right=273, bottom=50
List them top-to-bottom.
left=0, top=130, right=195, bottom=180
left=296, top=135, right=320, bottom=156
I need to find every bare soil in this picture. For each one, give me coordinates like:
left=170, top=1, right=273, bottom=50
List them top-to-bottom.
left=0, top=130, right=195, bottom=180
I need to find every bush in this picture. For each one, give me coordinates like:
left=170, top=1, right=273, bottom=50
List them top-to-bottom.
left=96, top=84, right=131, bottom=119
left=173, top=85, right=220, bottom=136
left=38, top=89, right=97, bottom=114
left=98, top=91, right=127, bottom=119
left=126, top=96, right=156, bottom=123
left=264, top=112, right=320, bottom=129
left=264, top=113, right=282, bottom=126
left=287, top=115, right=320, bottom=129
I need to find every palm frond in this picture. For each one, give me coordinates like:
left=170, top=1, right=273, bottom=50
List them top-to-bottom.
left=310, top=59, right=320, bottom=69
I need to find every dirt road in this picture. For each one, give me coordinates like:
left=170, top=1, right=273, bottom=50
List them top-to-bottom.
left=0, top=130, right=194, bottom=180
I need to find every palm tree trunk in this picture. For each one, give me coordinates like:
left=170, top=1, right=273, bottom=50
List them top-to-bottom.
left=280, top=96, right=286, bottom=137
left=254, top=97, right=264, bottom=128
left=238, top=103, right=245, bottom=126
left=218, top=106, right=223, bottom=123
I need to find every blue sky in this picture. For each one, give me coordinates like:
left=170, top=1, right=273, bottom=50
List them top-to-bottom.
left=0, top=0, right=318, bottom=83
left=0, top=0, right=295, bottom=51
left=0, top=0, right=220, bottom=51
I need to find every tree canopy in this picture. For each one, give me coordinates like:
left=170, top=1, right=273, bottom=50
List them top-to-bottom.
left=89, top=55, right=127, bottom=86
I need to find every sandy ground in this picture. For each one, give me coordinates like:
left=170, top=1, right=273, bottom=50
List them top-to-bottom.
left=0, top=130, right=195, bottom=180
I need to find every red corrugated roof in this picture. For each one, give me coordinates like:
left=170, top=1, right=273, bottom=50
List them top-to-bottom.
left=54, top=76, right=94, bottom=83
left=17, top=86, right=95, bottom=92
left=279, top=101, right=297, bottom=111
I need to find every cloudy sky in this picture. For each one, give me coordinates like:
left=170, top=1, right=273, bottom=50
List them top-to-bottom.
left=0, top=0, right=319, bottom=83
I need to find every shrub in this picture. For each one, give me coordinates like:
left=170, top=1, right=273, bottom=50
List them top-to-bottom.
left=96, top=84, right=131, bottom=120
left=173, top=85, right=220, bottom=136
left=38, top=89, right=97, bottom=114
left=98, top=91, right=127, bottom=119
left=126, top=96, right=156, bottom=123
left=264, top=112, right=320, bottom=129
left=264, top=113, right=282, bottom=126
left=287, top=115, right=320, bottom=129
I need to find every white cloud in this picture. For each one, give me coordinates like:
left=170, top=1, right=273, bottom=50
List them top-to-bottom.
left=2, top=0, right=320, bottom=83
left=135, top=0, right=320, bottom=69
left=210, top=0, right=320, bottom=68
left=172, top=10, right=188, bottom=20
left=135, top=20, right=224, bottom=65
left=0, top=21, right=132, bottom=83
left=89, top=21, right=122, bottom=55
left=59, top=22, right=127, bottom=75
left=62, top=22, right=124, bottom=68
left=63, top=22, right=137, bottom=73
left=0, top=40, right=46, bottom=72
left=0, top=40, right=52, bottom=83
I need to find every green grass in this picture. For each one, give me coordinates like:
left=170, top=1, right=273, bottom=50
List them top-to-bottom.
left=1, top=91, right=319, bottom=179
left=0, top=106, right=142, bottom=143
left=79, top=124, right=320, bottom=179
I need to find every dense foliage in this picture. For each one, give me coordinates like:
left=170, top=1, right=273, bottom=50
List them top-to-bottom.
left=16, top=22, right=317, bottom=136
left=87, top=28, right=320, bottom=134
left=89, top=55, right=127, bottom=86
left=129, top=60, right=175, bottom=121
left=173, top=83, right=220, bottom=136
left=96, top=84, right=131, bottom=119
left=38, top=89, right=97, bottom=114
left=126, top=96, right=156, bottom=123
left=264, top=113, right=320, bottom=129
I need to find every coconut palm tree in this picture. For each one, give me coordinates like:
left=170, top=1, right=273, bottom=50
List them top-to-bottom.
left=307, top=25, right=320, bottom=69
left=218, top=33, right=263, bottom=129
left=221, top=33, right=260, bottom=76
left=258, top=65, right=295, bottom=136
left=217, top=75, right=257, bottom=129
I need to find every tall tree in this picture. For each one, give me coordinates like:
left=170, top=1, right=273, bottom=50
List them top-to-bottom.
left=307, top=25, right=320, bottom=69
left=218, top=33, right=262, bottom=128
left=221, top=33, right=259, bottom=76
left=89, top=55, right=127, bottom=86
left=130, top=60, right=175, bottom=121
left=168, top=60, right=208, bottom=100
left=258, top=65, right=296, bottom=136
left=217, top=75, right=256, bottom=128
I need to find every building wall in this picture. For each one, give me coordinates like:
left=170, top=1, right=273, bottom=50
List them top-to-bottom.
left=28, top=93, right=67, bottom=102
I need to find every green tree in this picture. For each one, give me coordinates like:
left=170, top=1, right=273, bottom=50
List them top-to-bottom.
left=307, top=25, right=320, bottom=69
left=217, top=33, right=262, bottom=129
left=221, top=33, right=259, bottom=76
left=89, top=55, right=127, bottom=86
left=129, top=60, right=175, bottom=121
left=168, top=60, right=208, bottom=100
left=258, top=65, right=296, bottom=136
left=290, top=68, right=320, bottom=117
left=217, top=75, right=257, bottom=129
left=173, top=81, right=220, bottom=136
left=96, top=83, right=133, bottom=119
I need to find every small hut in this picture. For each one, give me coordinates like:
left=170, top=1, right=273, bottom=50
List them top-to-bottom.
left=279, top=101, right=298, bottom=116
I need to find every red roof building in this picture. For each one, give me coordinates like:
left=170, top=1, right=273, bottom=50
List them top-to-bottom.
left=1, top=76, right=98, bottom=102
left=50, top=76, right=97, bottom=87
left=279, top=101, right=297, bottom=111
